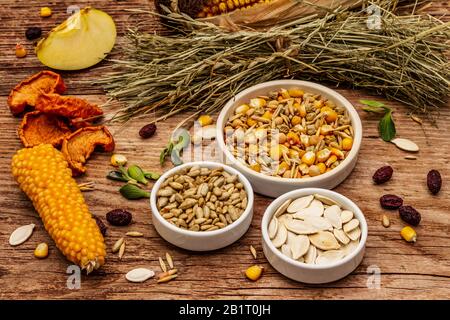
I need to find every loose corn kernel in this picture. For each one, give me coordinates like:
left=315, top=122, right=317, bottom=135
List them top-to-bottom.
left=40, top=7, right=52, bottom=17
left=15, top=43, right=27, bottom=58
left=288, top=88, right=304, bottom=98
left=280, top=89, right=290, bottom=99
left=249, top=98, right=266, bottom=108
left=314, top=100, right=324, bottom=109
left=299, top=103, right=307, bottom=117
left=235, top=104, right=249, bottom=114
left=321, top=107, right=338, bottom=123
left=261, top=110, right=273, bottom=120
left=197, top=115, right=213, bottom=127
left=291, top=116, right=301, bottom=126
left=246, top=117, right=257, bottom=127
left=320, top=125, right=334, bottom=135
left=277, top=132, right=287, bottom=144
left=287, top=132, right=300, bottom=145
left=309, top=135, right=320, bottom=146
left=342, top=137, right=353, bottom=151
left=12, top=145, right=106, bottom=273
left=330, top=148, right=345, bottom=159
left=289, top=149, right=300, bottom=159
left=316, top=149, right=331, bottom=163
left=301, top=151, right=316, bottom=166
left=111, top=154, right=127, bottom=167
left=325, top=155, right=338, bottom=167
left=277, top=161, right=290, bottom=175
left=317, top=162, right=327, bottom=174
left=250, top=163, right=261, bottom=172
left=299, top=163, right=309, bottom=175
left=309, top=165, right=321, bottom=177
left=401, top=226, right=417, bottom=243
left=34, top=242, right=49, bottom=259
left=245, top=265, right=263, bottom=281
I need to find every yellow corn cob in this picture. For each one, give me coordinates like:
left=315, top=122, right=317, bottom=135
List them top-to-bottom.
left=197, top=0, right=270, bottom=18
left=11, top=144, right=106, bottom=273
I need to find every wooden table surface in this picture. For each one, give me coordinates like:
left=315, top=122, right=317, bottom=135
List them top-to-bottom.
left=0, top=0, right=449, bottom=300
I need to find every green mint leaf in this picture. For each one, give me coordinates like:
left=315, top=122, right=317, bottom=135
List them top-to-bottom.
left=360, top=99, right=386, bottom=108
left=379, top=110, right=396, bottom=142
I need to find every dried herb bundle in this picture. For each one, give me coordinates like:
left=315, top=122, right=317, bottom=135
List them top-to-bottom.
left=99, top=4, right=449, bottom=123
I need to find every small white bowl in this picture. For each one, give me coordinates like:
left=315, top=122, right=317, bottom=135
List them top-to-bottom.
left=216, top=80, right=363, bottom=198
left=150, top=161, right=254, bottom=251
left=261, top=188, right=367, bottom=284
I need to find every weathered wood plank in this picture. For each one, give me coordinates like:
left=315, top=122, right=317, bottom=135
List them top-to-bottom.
left=0, top=0, right=448, bottom=300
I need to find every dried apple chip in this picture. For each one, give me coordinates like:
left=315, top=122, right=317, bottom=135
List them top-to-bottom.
left=8, top=71, right=66, bottom=116
left=35, top=93, right=103, bottom=121
left=18, top=111, right=72, bottom=148
left=61, top=126, right=115, bottom=175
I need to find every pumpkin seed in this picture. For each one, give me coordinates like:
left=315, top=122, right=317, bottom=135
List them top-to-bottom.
left=391, top=138, right=419, bottom=152
left=314, top=194, right=339, bottom=206
left=287, top=195, right=314, bottom=213
left=274, top=199, right=292, bottom=217
left=293, top=199, right=324, bottom=218
left=324, top=205, right=342, bottom=229
left=340, top=210, right=354, bottom=224
left=303, top=216, right=333, bottom=231
left=268, top=217, right=279, bottom=239
left=284, top=219, right=318, bottom=235
left=343, top=219, right=360, bottom=233
left=272, top=222, right=288, bottom=248
left=9, top=224, right=35, bottom=246
left=346, top=227, right=361, bottom=241
left=333, top=228, right=350, bottom=245
left=309, top=231, right=341, bottom=250
left=290, top=235, right=310, bottom=259
left=342, top=240, right=360, bottom=256
left=281, top=244, right=292, bottom=258
left=304, top=244, right=317, bottom=264
left=315, top=250, right=345, bottom=265
left=126, top=268, right=155, bottom=283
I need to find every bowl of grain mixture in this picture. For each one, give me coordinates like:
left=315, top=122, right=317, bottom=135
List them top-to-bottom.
left=216, top=80, right=362, bottom=197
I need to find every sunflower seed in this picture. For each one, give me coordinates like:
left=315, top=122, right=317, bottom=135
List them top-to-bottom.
left=391, top=138, right=419, bottom=152
left=287, top=195, right=314, bottom=213
left=343, top=219, right=360, bottom=233
left=272, top=222, right=288, bottom=248
left=9, top=224, right=35, bottom=246
left=309, top=231, right=341, bottom=250
left=112, top=237, right=124, bottom=253
left=126, top=268, right=155, bottom=283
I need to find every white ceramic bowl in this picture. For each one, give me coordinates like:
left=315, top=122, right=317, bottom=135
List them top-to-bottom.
left=216, top=80, right=363, bottom=198
left=150, top=161, right=254, bottom=251
left=261, top=188, right=367, bottom=284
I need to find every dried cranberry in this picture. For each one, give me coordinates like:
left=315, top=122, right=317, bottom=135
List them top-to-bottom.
left=25, top=27, right=42, bottom=41
left=139, top=123, right=157, bottom=139
left=372, top=166, right=393, bottom=184
left=427, top=170, right=442, bottom=195
left=380, top=194, right=403, bottom=210
left=399, top=206, right=421, bottom=226
left=106, top=209, right=133, bottom=226
left=93, top=216, right=107, bottom=236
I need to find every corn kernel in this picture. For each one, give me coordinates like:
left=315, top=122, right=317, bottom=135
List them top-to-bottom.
left=40, top=7, right=52, bottom=17
left=15, top=44, right=27, bottom=58
left=288, top=88, right=304, bottom=98
left=280, top=89, right=290, bottom=99
left=250, top=98, right=266, bottom=108
left=314, top=100, right=324, bottom=109
left=299, top=103, right=307, bottom=117
left=235, top=104, right=249, bottom=114
left=321, top=107, right=338, bottom=123
left=262, top=110, right=273, bottom=120
left=197, top=115, right=213, bottom=127
left=291, top=116, right=301, bottom=126
left=246, top=117, right=257, bottom=127
left=320, top=125, right=334, bottom=135
left=277, top=132, right=287, bottom=144
left=287, top=132, right=300, bottom=145
left=309, top=135, right=320, bottom=146
left=342, top=137, right=353, bottom=151
left=270, top=144, right=287, bottom=160
left=12, top=145, right=106, bottom=272
left=330, top=148, right=345, bottom=159
left=289, top=149, right=300, bottom=159
left=316, top=149, right=331, bottom=163
left=301, top=151, right=316, bottom=166
left=111, top=154, right=127, bottom=167
left=325, top=155, right=338, bottom=167
left=277, top=161, right=290, bottom=175
left=317, top=162, right=327, bottom=174
left=250, top=163, right=261, bottom=172
left=299, top=163, right=309, bottom=175
left=309, top=165, right=321, bottom=177
left=400, top=226, right=417, bottom=243
left=34, top=242, right=49, bottom=258
left=245, top=265, right=263, bottom=281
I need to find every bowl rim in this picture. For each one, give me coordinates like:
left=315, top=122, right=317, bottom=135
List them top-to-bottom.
left=216, top=80, right=363, bottom=184
left=150, top=161, right=254, bottom=238
left=261, top=188, right=368, bottom=270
